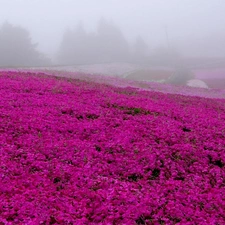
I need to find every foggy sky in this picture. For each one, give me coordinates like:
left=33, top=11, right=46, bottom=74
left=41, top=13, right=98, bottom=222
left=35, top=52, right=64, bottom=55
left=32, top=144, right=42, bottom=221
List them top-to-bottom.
left=1, top=0, right=225, bottom=58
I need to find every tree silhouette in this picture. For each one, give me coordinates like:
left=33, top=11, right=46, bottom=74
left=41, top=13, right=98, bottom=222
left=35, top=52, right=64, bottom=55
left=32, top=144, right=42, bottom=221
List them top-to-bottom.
left=96, top=18, right=130, bottom=62
left=57, top=19, right=131, bottom=65
left=0, top=22, right=50, bottom=67
left=57, top=22, right=95, bottom=65
left=57, top=28, right=77, bottom=65
left=132, top=36, right=149, bottom=62
left=150, top=46, right=182, bottom=66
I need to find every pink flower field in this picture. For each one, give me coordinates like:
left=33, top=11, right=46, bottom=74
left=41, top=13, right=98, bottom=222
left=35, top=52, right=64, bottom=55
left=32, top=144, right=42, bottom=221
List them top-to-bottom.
left=194, top=69, right=225, bottom=89
left=0, top=71, right=225, bottom=224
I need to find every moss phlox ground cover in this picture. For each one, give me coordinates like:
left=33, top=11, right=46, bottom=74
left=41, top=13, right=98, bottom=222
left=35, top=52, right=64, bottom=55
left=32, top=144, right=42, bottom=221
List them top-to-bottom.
left=0, top=71, right=225, bottom=224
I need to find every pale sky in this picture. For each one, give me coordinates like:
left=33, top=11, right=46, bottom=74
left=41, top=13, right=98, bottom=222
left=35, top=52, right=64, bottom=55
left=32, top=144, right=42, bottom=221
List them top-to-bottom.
left=0, top=0, right=225, bottom=57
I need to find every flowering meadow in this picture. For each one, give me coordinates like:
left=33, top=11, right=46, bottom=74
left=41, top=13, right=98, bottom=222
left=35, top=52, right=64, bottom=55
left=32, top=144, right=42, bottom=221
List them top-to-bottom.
left=194, top=69, right=225, bottom=89
left=0, top=71, right=225, bottom=224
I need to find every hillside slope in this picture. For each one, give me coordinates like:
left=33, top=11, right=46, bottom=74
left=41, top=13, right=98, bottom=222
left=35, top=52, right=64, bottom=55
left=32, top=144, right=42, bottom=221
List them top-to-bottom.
left=0, top=71, right=225, bottom=224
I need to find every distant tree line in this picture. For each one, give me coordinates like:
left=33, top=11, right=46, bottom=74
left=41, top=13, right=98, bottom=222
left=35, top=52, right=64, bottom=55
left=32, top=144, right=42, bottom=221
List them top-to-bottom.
left=56, top=19, right=150, bottom=65
left=0, top=20, right=182, bottom=67
left=0, top=22, right=51, bottom=67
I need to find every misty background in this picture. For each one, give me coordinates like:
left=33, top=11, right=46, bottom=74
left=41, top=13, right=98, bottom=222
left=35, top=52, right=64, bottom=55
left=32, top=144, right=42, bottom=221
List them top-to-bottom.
left=0, top=0, right=225, bottom=88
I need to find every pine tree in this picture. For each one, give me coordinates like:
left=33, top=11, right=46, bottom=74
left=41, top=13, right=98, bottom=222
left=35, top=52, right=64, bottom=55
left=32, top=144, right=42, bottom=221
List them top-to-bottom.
left=0, top=22, right=50, bottom=67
